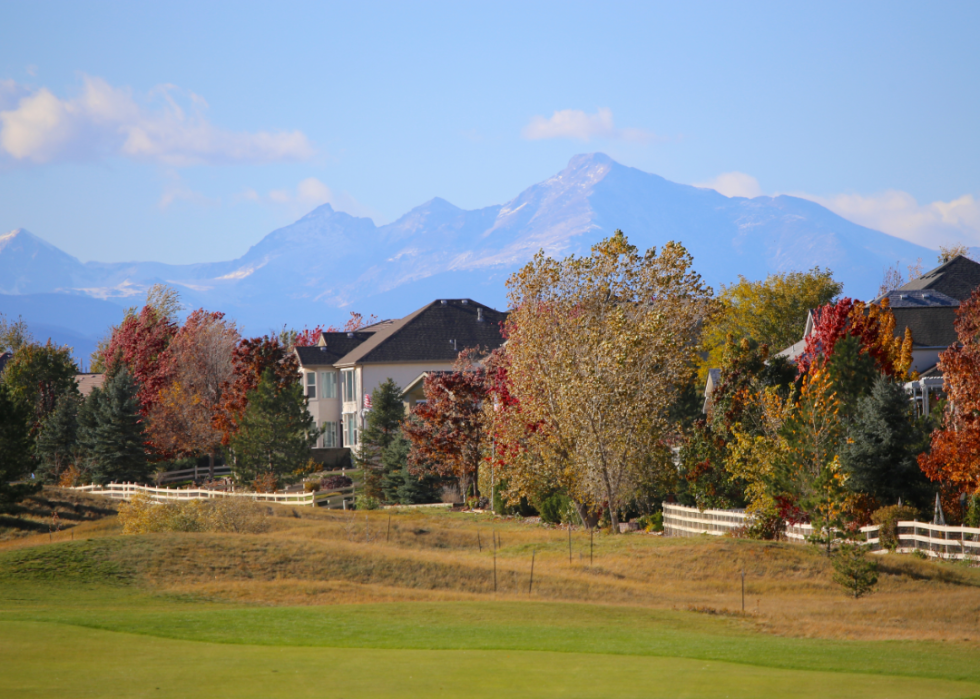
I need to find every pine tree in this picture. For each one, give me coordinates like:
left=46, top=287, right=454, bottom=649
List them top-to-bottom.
left=77, top=369, right=150, bottom=484
left=228, top=369, right=319, bottom=486
left=842, top=374, right=932, bottom=508
left=356, top=378, right=405, bottom=500
left=0, top=383, right=38, bottom=511
left=35, top=391, right=82, bottom=484
left=381, top=432, right=442, bottom=504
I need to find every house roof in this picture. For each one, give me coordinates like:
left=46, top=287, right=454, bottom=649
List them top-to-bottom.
left=895, top=255, right=980, bottom=302
left=884, top=289, right=960, bottom=308
left=334, top=299, right=507, bottom=366
left=891, top=306, right=961, bottom=348
left=295, top=331, right=374, bottom=367
left=0, top=351, right=11, bottom=375
left=75, top=373, right=105, bottom=397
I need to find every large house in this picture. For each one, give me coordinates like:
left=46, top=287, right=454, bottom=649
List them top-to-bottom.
left=706, top=255, right=980, bottom=415
left=294, top=299, right=507, bottom=461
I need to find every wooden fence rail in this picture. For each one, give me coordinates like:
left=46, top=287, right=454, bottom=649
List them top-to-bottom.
left=73, top=482, right=355, bottom=509
left=662, top=502, right=980, bottom=560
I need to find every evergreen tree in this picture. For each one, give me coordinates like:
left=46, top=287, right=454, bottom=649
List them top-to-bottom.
left=824, top=334, right=878, bottom=423
left=77, top=369, right=150, bottom=484
left=228, top=369, right=319, bottom=485
left=841, top=374, right=932, bottom=508
left=356, top=378, right=405, bottom=500
left=0, top=383, right=39, bottom=511
left=35, top=391, right=83, bottom=484
left=381, top=432, right=442, bottom=504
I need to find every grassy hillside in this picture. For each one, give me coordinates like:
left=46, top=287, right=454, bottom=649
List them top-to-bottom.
left=2, top=494, right=980, bottom=698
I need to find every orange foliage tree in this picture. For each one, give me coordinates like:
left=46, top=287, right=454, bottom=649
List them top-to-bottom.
left=918, top=289, right=980, bottom=510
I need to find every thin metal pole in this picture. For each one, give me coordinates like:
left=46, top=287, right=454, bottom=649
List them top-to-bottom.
left=386, top=513, right=391, bottom=543
left=568, top=525, right=572, bottom=564
left=590, top=528, right=594, bottom=566
left=477, top=530, right=482, bottom=552
left=493, top=547, right=497, bottom=593
left=529, top=550, right=535, bottom=595
left=741, top=568, right=745, bottom=612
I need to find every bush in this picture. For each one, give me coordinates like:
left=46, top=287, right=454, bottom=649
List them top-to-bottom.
left=323, top=475, right=353, bottom=491
left=303, top=480, right=320, bottom=492
left=538, top=491, right=574, bottom=524
left=118, top=494, right=269, bottom=534
left=355, top=494, right=380, bottom=510
left=964, top=495, right=980, bottom=529
left=871, top=504, right=919, bottom=550
left=636, top=511, right=664, bottom=532
left=747, top=512, right=785, bottom=540
left=831, top=544, right=878, bottom=598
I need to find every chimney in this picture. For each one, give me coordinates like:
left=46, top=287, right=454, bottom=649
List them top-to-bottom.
left=477, top=308, right=483, bottom=322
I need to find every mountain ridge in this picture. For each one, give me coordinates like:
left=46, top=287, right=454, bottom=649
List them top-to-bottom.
left=0, top=153, right=946, bottom=354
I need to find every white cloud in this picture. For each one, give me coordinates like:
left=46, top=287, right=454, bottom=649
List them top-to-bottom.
left=0, top=75, right=313, bottom=166
left=522, top=108, right=655, bottom=143
left=694, top=172, right=763, bottom=199
left=242, top=177, right=382, bottom=222
left=799, top=190, right=980, bottom=249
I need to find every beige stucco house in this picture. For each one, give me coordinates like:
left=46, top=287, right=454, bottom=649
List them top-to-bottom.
left=295, top=299, right=506, bottom=459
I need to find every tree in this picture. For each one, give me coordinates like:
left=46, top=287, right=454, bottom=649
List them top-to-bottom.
left=494, top=232, right=715, bottom=530
left=938, top=245, right=973, bottom=263
left=877, top=258, right=923, bottom=297
left=701, top=268, right=841, bottom=376
left=918, top=288, right=980, bottom=516
left=100, top=304, right=178, bottom=415
left=147, top=310, right=239, bottom=478
left=0, top=313, right=33, bottom=354
left=215, top=335, right=299, bottom=446
left=2, top=340, right=79, bottom=435
left=403, top=350, right=488, bottom=500
left=77, top=369, right=150, bottom=484
left=227, top=369, right=319, bottom=486
left=841, top=375, right=932, bottom=508
left=356, top=379, right=405, bottom=500
left=0, top=383, right=38, bottom=510
left=35, top=391, right=83, bottom=484
left=380, top=431, right=443, bottom=504
left=832, top=544, right=878, bottom=598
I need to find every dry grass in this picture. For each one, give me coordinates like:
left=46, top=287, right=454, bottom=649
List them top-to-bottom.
left=0, top=487, right=118, bottom=542
left=6, top=491, right=980, bottom=645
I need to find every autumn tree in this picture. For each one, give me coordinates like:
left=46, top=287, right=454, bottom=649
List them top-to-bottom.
left=496, top=232, right=715, bottom=530
left=938, top=245, right=973, bottom=263
left=877, top=258, right=923, bottom=297
left=701, top=268, right=841, bottom=376
left=918, top=288, right=980, bottom=514
left=100, top=303, right=178, bottom=415
left=147, top=310, right=239, bottom=479
left=0, top=313, right=33, bottom=354
left=2, top=340, right=79, bottom=435
left=403, top=350, right=488, bottom=500
left=227, top=369, right=319, bottom=486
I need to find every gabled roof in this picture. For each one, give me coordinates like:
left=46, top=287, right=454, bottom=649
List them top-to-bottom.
left=895, top=255, right=980, bottom=302
left=884, top=289, right=959, bottom=308
left=334, top=299, right=507, bottom=366
left=891, top=306, right=960, bottom=348
left=295, top=331, right=374, bottom=367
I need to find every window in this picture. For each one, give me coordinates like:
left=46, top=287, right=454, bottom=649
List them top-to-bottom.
left=342, top=369, right=356, bottom=403
left=320, top=371, right=337, bottom=399
left=305, top=372, right=316, bottom=399
left=343, top=414, right=358, bottom=446
left=322, top=421, right=338, bottom=448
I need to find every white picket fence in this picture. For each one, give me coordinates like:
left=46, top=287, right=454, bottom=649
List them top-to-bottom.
left=154, top=465, right=233, bottom=484
left=74, top=482, right=355, bottom=509
left=662, top=502, right=980, bottom=560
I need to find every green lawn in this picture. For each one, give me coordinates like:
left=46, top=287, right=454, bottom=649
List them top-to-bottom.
left=2, top=582, right=980, bottom=698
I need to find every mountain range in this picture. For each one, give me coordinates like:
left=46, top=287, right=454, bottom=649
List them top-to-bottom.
left=0, top=153, right=943, bottom=364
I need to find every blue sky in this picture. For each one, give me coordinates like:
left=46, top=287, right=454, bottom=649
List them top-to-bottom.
left=1, top=1, right=978, bottom=264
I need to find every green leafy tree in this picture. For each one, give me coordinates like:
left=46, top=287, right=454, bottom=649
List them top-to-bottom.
left=702, top=268, right=842, bottom=376
left=0, top=313, right=33, bottom=354
left=2, top=340, right=79, bottom=434
left=77, top=369, right=150, bottom=484
left=228, top=369, right=319, bottom=486
left=841, top=375, right=932, bottom=508
left=356, top=379, right=405, bottom=500
left=0, top=383, right=39, bottom=510
left=35, top=391, right=83, bottom=484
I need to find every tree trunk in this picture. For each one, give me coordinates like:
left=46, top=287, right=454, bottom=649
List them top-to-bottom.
left=208, top=451, right=215, bottom=482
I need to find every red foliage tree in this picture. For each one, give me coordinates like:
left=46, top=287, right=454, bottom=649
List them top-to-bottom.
left=919, top=289, right=980, bottom=507
left=101, top=306, right=178, bottom=415
left=214, top=335, right=300, bottom=445
left=403, top=349, right=487, bottom=499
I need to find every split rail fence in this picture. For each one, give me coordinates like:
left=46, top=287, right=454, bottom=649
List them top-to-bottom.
left=74, top=482, right=355, bottom=509
left=662, top=502, right=980, bottom=560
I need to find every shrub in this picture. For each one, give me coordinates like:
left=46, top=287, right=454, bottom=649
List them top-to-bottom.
left=253, top=472, right=278, bottom=493
left=322, top=475, right=353, bottom=491
left=303, top=481, right=320, bottom=493
left=538, top=491, right=573, bottom=524
left=118, top=493, right=269, bottom=534
left=355, top=494, right=380, bottom=510
left=964, top=495, right=980, bottom=529
left=871, top=504, right=919, bottom=550
left=636, top=511, right=664, bottom=532
left=747, top=512, right=785, bottom=540
left=832, top=544, right=878, bottom=598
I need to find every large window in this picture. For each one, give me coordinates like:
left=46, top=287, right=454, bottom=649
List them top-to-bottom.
left=342, top=369, right=356, bottom=403
left=320, top=371, right=337, bottom=399
left=305, top=372, right=316, bottom=399
left=343, top=413, right=358, bottom=446
left=322, top=421, right=338, bottom=448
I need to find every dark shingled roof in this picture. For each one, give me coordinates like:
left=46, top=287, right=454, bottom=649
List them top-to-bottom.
left=896, top=255, right=980, bottom=302
left=884, top=289, right=959, bottom=308
left=335, top=299, right=507, bottom=365
left=892, top=306, right=961, bottom=348
left=295, top=331, right=373, bottom=366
